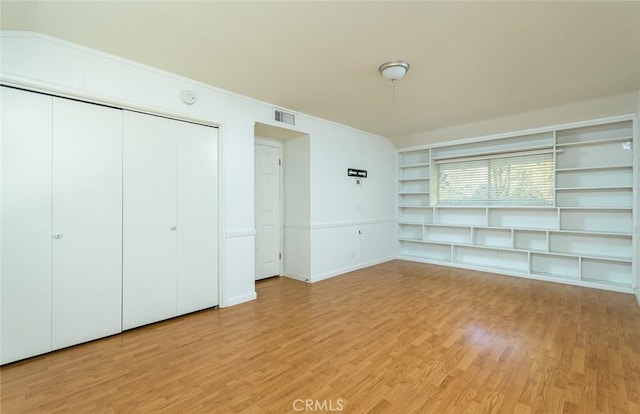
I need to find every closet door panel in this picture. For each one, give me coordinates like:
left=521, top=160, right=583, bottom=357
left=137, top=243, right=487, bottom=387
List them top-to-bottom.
left=1, top=87, right=53, bottom=364
left=51, top=98, right=123, bottom=350
left=123, top=111, right=177, bottom=329
left=176, top=122, right=219, bottom=315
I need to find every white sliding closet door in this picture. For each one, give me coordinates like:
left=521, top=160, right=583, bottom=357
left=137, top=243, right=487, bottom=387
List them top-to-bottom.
left=1, top=87, right=53, bottom=364
left=51, top=98, right=123, bottom=350
left=123, top=111, right=178, bottom=330
left=123, top=111, right=219, bottom=329
left=176, top=121, right=219, bottom=314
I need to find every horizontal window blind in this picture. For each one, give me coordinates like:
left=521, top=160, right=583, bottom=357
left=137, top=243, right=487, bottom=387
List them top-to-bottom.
left=437, top=151, right=554, bottom=206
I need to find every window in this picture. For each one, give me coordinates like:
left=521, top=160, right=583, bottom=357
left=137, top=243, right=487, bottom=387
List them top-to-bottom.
left=437, top=150, right=554, bottom=206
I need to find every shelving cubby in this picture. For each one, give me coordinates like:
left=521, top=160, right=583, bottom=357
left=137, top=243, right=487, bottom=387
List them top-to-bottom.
left=397, top=116, right=636, bottom=293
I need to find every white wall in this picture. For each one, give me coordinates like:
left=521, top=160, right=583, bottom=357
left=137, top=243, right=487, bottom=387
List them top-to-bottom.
left=0, top=31, right=397, bottom=303
left=308, top=125, right=397, bottom=281
left=283, top=136, right=311, bottom=280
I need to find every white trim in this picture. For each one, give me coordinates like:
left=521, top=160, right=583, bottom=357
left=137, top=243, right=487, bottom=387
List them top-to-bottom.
left=1, top=31, right=386, bottom=140
left=1, top=76, right=221, bottom=129
left=398, top=113, right=637, bottom=152
left=632, top=115, right=639, bottom=297
left=217, top=125, right=225, bottom=310
left=254, top=137, right=284, bottom=148
left=254, top=140, right=284, bottom=278
left=434, top=147, right=554, bottom=164
left=285, top=218, right=396, bottom=230
left=311, top=218, right=396, bottom=230
left=284, top=222, right=311, bottom=230
left=225, top=229, right=257, bottom=238
left=308, top=256, right=396, bottom=283
left=397, top=256, right=634, bottom=294
left=283, top=273, right=309, bottom=282
left=634, top=287, right=640, bottom=307
left=221, top=292, right=257, bottom=308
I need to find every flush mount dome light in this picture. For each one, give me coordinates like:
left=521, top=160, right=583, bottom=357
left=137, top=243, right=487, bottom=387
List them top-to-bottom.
left=378, top=60, right=410, bottom=81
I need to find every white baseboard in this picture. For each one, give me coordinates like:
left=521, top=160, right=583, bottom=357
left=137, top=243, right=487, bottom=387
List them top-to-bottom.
left=308, top=256, right=396, bottom=283
left=397, top=256, right=634, bottom=294
left=283, top=273, right=309, bottom=282
left=634, top=287, right=640, bottom=308
left=221, top=292, right=257, bottom=308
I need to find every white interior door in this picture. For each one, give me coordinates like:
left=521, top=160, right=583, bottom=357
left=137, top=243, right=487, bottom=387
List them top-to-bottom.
left=1, top=87, right=53, bottom=364
left=51, top=98, right=123, bottom=349
left=123, top=111, right=177, bottom=330
left=176, top=121, right=219, bottom=314
left=255, top=143, right=282, bottom=280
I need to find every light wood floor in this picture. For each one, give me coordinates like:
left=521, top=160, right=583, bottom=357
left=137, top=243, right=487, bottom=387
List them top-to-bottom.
left=2, top=260, right=640, bottom=413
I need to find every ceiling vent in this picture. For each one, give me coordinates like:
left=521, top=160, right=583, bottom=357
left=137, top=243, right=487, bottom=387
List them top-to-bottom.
left=274, top=108, right=295, bottom=126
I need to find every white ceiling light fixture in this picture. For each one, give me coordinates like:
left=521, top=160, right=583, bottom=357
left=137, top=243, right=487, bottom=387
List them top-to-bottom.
left=378, top=60, right=410, bottom=81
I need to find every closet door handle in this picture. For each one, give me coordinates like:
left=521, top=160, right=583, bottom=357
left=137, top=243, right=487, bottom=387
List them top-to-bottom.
left=169, top=226, right=177, bottom=231
left=53, top=233, right=63, bottom=239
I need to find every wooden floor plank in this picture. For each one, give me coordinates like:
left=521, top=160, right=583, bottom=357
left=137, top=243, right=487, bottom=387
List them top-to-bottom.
left=2, top=260, right=640, bottom=413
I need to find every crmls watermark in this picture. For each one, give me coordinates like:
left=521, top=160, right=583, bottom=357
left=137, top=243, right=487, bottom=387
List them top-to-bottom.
left=292, top=398, right=345, bottom=412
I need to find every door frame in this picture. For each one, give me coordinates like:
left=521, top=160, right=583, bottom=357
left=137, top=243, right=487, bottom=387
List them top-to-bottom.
left=254, top=137, right=284, bottom=279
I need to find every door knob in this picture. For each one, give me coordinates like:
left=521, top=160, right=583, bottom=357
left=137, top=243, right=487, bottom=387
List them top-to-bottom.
left=170, top=226, right=177, bottom=231
left=53, top=233, right=63, bottom=239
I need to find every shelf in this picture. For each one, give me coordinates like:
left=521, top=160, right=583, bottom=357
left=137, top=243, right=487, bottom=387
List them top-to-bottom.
left=396, top=116, right=635, bottom=295
left=556, top=121, right=633, bottom=146
left=556, top=131, right=632, bottom=170
left=555, top=136, right=632, bottom=148
left=432, top=144, right=553, bottom=161
left=398, top=149, right=430, bottom=167
left=399, top=162, right=429, bottom=168
left=555, top=165, right=632, bottom=172
left=556, top=167, right=632, bottom=189
left=398, top=177, right=430, bottom=182
left=398, top=179, right=429, bottom=193
left=555, top=186, right=632, bottom=191
left=555, top=187, right=632, bottom=209
left=399, top=205, right=432, bottom=209
left=399, top=207, right=433, bottom=224
left=436, top=207, right=487, bottom=227
left=558, top=207, right=632, bottom=211
left=489, top=208, right=557, bottom=230
left=559, top=209, right=632, bottom=234
left=427, top=222, right=550, bottom=233
left=399, top=223, right=423, bottom=239
left=425, top=226, right=471, bottom=244
left=474, top=228, right=512, bottom=249
left=548, top=229, right=631, bottom=237
left=514, top=230, right=547, bottom=252
left=399, top=237, right=423, bottom=243
left=399, top=240, right=452, bottom=262
left=454, top=246, right=528, bottom=273
left=531, top=254, right=579, bottom=279
left=578, top=254, right=632, bottom=263
left=398, top=255, right=452, bottom=265
left=581, top=258, right=632, bottom=288
left=530, top=271, right=578, bottom=281
left=580, top=278, right=632, bottom=289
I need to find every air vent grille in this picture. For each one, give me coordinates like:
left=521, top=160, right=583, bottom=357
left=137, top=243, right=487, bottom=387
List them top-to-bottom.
left=274, top=108, right=295, bottom=125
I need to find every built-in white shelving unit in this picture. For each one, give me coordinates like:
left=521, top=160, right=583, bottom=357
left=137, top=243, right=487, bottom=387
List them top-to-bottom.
left=397, top=117, right=636, bottom=293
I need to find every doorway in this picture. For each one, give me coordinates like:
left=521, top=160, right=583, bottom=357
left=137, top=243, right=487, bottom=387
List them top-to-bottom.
left=254, top=140, right=282, bottom=280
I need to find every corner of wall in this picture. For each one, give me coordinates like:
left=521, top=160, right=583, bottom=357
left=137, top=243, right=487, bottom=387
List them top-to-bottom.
left=221, top=292, right=257, bottom=308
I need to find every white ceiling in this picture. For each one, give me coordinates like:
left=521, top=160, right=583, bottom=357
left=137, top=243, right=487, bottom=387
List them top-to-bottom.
left=1, top=1, right=639, bottom=138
